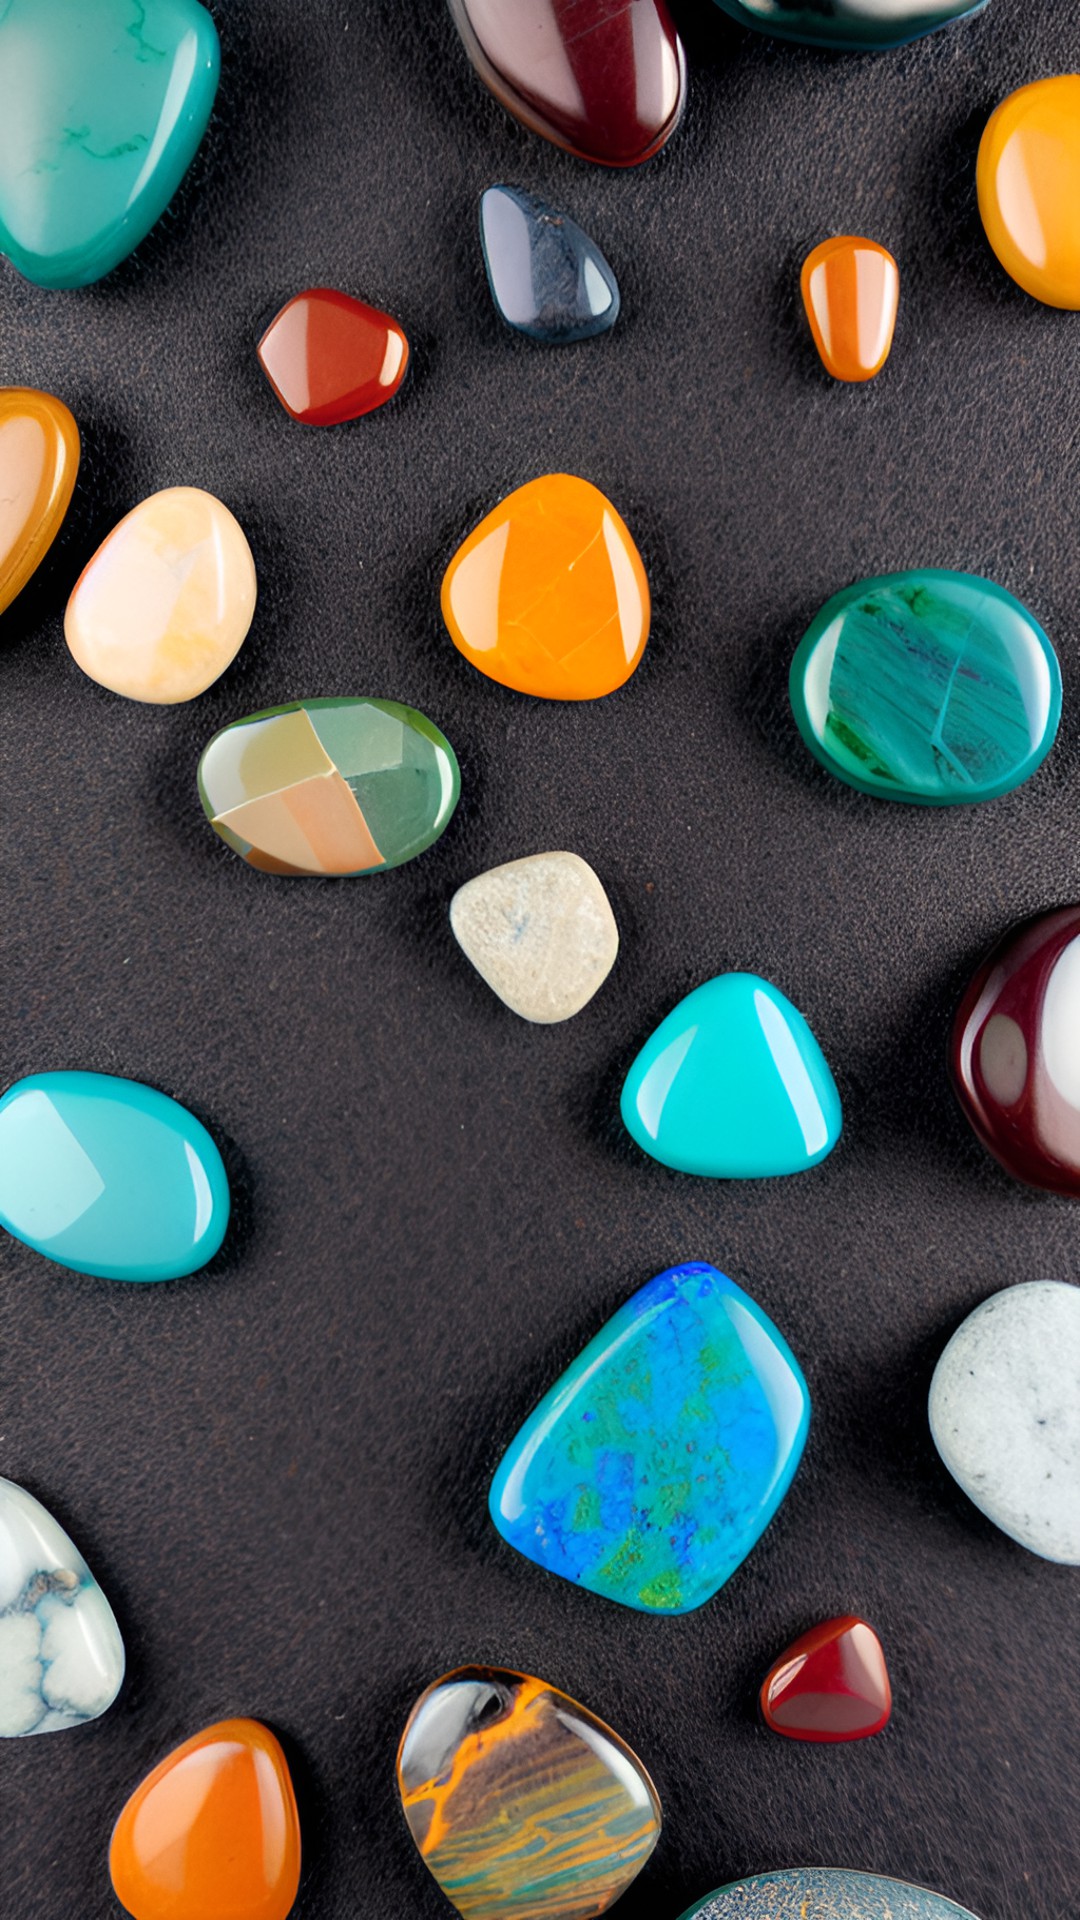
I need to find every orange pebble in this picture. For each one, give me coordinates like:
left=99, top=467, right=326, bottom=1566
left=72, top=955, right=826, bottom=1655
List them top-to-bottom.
left=977, top=74, right=1080, bottom=310
left=800, top=236, right=900, bottom=383
left=0, top=385, right=79, bottom=615
left=109, top=1718, right=301, bottom=1920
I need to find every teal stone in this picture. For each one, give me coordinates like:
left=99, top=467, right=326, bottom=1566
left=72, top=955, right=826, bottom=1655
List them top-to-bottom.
left=0, top=0, right=220, bottom=290
left=711, top=0, right=988, bottom=51
left=789, top=570, right=1061, bottom=806
left=620, top=973, right=841, bottom=1177
left=0, top=1071, right=230, bottom=1281
left=490, top=1262, right=810, bottom=1614
left=680, top=1868, right=981, bottom=1919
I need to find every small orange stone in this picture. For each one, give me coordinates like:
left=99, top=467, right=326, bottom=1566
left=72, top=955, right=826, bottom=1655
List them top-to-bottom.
left=977, top=75, right=1080, bottom=310
left=800, top=237, right=900, bottom=383
left=0, top=385, right=79, bottom=615
left=440, top=473, right=650, bottom=700
left=109, top=1718, right=301, bottom=1920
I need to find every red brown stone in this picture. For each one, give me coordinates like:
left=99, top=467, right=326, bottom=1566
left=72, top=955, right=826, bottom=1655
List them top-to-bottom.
left=257, top=288, right=409, bottom=426
left=760, top=1616, right=892, bottom=1742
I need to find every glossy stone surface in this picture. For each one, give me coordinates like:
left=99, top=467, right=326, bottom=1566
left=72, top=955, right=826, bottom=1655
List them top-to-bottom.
left=0, top=0, right=220, bottom=290
left=448, top=0, right=685, bottom=168
left=710, top=0, right=987, bottom=49
left=978, top=76, right=1080, bottom=309
left=480, top=187, right=619, bottom=343
left=801, top=237, right=899, bottom=382
left=257, top=288, right=410, bottom=424
left=0, top=388, right=80, bottom=616
left=442, top=475, right=650, bottom=700
left=65, top=487, right=257, bottom=704
left=789, top=570, right=1061, bottom=805
left=199, top=698, right=461, bottom=876
left=450, top=852, right=618, bottom=1022
left=950, top=905, right=1080, bottom=1195
left=620, top=973, right=841, bottom=1177
left=0, top=1070, right=229, bottom=1281
left=490, top=1262, right=810, bottom=1613
left=929, top=1281, right=1080, bottom=1563
left=0, top=1477, right=124, bottom=1737
left=760, top=1616, right=892, bottom=1742
left=397, top=1667, right=660, bottom=1920
left=110, top=1718, right=301, bottom=1920
left=679, top=1869, right=981, bottom=1920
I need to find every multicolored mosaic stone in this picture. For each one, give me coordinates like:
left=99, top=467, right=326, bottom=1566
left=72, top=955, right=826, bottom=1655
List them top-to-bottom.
left=0, top=1477, right=124, bottom=1736
left=397, top=1667, right=661, bottom=1920
left=678, top=1869, right=981, bottom=1920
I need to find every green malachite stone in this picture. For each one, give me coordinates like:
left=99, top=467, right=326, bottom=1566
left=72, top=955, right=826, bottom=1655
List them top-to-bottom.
left=789, top=570, right=1061, bottom=806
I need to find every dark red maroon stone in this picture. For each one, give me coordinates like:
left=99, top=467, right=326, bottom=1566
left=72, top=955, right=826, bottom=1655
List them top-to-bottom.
left=257, top=289, right=409, bottom=426
left=760, top=1615, right=892, bottom=1743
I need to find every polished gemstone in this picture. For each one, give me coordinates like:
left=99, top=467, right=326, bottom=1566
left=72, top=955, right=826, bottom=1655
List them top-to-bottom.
left=0, top=0, right=220, bottom=290
left=448, top=0, right=685, bottom=168
left=710, top=0, right=987, bottom=49
left=977, top=76, right=1080, bottom=309
left=480, top=187, right=619, bottom=343
left=801, top=237, right=899, bottom=382
left=257, top=288, right=410, bottom=424
left=0, top=388, right=80, bottom=616
left=442, top=474, right=649, bottom=700
left=65, top=487, right=257, bottom=704
left=789, top=570, right=1061, bottom=805
left=199, top=697, right=461, bottom=876
left=450, top=852, right=618, bottom=1021
left=950, top=905, right=1080, bottom=1195
left=620, top=974, right=841, bottom=1177
left=0, top=1070, right=229, bottom=1281
left=490, top=1262, right=810, bottom=1613
left=929, top=1281, right=1080, bottom=1563
left=0, top=1477, right=124, bottom=1737
left=760, top=1615, right=891, bottom=1742
left=397, top=1667, right=660, bottom=1920
left=110, top=1718, right=301, bottom=1920
left=679, top=1869, right=980, bottom=1920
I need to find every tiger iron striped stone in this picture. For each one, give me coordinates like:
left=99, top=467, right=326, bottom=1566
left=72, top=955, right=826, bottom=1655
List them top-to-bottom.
left=397, top=1668, right=660, bottom=1920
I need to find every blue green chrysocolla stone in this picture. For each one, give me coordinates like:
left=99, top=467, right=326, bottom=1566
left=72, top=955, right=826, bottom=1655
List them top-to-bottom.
left=679, top=1868, right=981, bottom=1920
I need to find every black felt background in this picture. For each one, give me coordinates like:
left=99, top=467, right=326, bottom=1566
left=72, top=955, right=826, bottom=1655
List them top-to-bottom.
left=2, top=2, right=1079, bottom=1915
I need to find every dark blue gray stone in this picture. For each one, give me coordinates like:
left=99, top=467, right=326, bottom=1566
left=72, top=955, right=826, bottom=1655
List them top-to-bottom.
left=479, top=185, right=620, bottom=344
left=679, top=1869, right=982, bottom=1920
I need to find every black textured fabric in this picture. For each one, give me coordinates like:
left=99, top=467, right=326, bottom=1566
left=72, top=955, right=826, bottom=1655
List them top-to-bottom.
left=2, top=2, right=1079, bottom=1916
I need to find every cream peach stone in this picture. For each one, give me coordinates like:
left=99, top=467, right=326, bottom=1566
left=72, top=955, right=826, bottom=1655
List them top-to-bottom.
left=64, top=486, right=257, bottom=704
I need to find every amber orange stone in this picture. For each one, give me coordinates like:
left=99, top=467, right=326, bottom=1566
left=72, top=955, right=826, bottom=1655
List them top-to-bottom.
left=977, top=76, right=1080, bottom=310
left=801, top=237, right=900, bottom=383
left=257, top=287, right=409, bottom=425
left=0, top=386, right=79, bottom=616
left=441, top=473, right=650, bottom=700
left=761, top=1616, right=892, bottom=1743
left=109, top=1718, right=301, bottom=1920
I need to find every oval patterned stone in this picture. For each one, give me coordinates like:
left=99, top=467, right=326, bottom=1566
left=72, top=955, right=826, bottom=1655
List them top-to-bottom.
left=711, top=0, right=987, bottom=49
left=977, top=76, right=1080, bottom=310
left=0, top=387, right=80, bottom=616
left=789, top=570, right=1061, bottom=805
left=199, top=698, right=461, bottom=876
left=0, top=1070, right=230, bottom=1282
left=0, top=1477, right=125, bottom=1737
left=397, top=1667, right=661, bottom=1920
left=679, top=1869, right=981, bottom=1920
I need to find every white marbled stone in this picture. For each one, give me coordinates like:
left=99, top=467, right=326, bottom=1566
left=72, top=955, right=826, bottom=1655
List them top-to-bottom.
left=450, top=852, right=618, bottom=1023
left=928, top=1281, right=1080, bottom=1564
left=0, top=1477, right=124, bottom=1735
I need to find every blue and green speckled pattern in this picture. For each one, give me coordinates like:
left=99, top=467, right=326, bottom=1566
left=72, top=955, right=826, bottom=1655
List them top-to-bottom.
left=789, top=569, right=1061, bottom=805
left=489, top=1263, right=810, bottom=1615
left=679, top=1867, right=981, bottom=1919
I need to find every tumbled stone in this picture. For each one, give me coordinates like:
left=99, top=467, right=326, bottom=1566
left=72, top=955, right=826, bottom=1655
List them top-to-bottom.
left=0, top=0, right=220, bottom=290
left=448, top=0, right=686, bottom=168
left=711, top=0, right=987, bottom=49
left=978, top=76, right=1080, bottom=310
left=480, top=187, right=619, bottom=343
left=801, top=236, right=899, bottom=382
left=257, top=287, right=409, bottom=424
left=0, top=387, right=80, bottom=616
left=442, top=474, right=649, bottom=700
left=65, top=487, right=256, bottom=704
left=789, top=570, right=1061, bottom=805
left=199, top=697, right=461, bottom=876
left=450, top=852, right=618, bottom=1022
left=950, top=905, right=1080, bottom=1196
left=620, top=973, right=841, bottom=1177
left=0, top=1070, right=230, bottom=1282
left=490, top=1262, right=810, bottom=1613
left=929, top=1281, right=1080, bottom=1563
left=0, top=1477, right=124, bottom=1737
left=760, top=1615, right=892, bottom=1742
left=397, top=1668, right=660, bottom=1920
left=110, top=1719, right=301, bottom=1920
left=679, top=1870, right=980, bottom=1920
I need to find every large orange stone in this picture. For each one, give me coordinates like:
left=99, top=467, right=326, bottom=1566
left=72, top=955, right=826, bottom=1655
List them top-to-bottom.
left=977, top=75, right=1080, bottom=310
left=801, top=236, right=900, bottom=383
left=0, top=385, right=79, bottom=616
left=440, top=473, right=650, bottom=700
left=109, top=1718, right=301, bottom=1920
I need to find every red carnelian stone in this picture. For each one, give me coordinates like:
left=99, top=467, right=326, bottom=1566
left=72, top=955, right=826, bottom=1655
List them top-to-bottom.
left=257, top=289, right=409, bottom=426
left=760, top=1615, right=892, bottom=1742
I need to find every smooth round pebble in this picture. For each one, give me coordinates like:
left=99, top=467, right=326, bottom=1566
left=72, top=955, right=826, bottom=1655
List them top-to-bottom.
left=450, top=851, right=618, bottom=1022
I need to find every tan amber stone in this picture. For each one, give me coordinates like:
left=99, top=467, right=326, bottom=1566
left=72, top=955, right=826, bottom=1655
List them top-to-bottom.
left=977, top=75, right=1080, bottom=310
left=801, top=237, right=900, bottom=383
left=0, top=386, right=79, bottom=616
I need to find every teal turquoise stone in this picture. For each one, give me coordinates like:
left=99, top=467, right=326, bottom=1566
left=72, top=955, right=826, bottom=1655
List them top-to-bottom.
left=0, top=0, right=220, bottom=290
left=711, top=0, right=988, bottom=50
left=789, top=570, right=1061, bottom=805
left=620, top=973, right=841, bottom=1177
left=0, top=1071, right=229, bottom=1281
left=489, top=1262, right=810, bottom=1614
left=679, top=1868, right=981, bottom=1919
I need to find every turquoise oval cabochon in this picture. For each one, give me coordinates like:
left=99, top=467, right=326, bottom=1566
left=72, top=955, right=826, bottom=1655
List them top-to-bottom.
left=679, top=1867, right=982, bottom=1919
